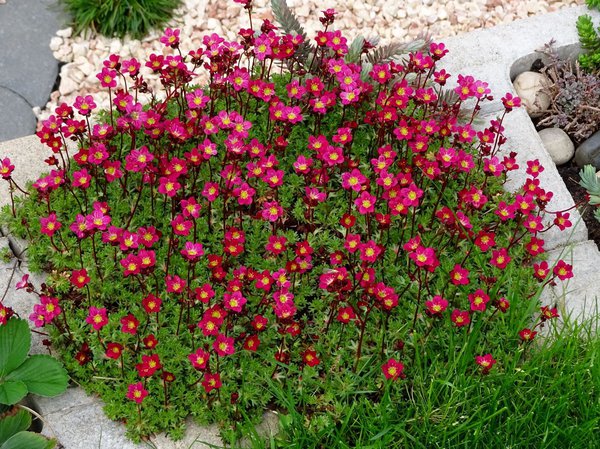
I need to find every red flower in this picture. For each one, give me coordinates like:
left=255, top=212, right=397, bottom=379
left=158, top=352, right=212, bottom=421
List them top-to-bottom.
left=553, top=260, right=573, bottom=280
left=70, top=269, right=90, bottom=288
left=468, top=289, right=490, bottom=312
left=142, top=293, right=162, bottom=313
left=540, top=306, right=559, bottom=321
left=451, top=309, right=470, bottom=328
left=120, top=313, right=140, bottom=335
left=519, top=328, right=537, bottom=342
left=143, top=334, right=158, bottom=349
left=243, top=335, right=260, bottom=351
left=106, top=343, right=123, bottom=359
left=189, top=348, right=210, bottom=370
left=302, top=349, right=320, bottom=367
left=475, top=354, right=497, bottom=374
left=381, top=358, right=405, bottom=380
left=202, top=372, right=222, bottom=393
left=126, top=382, right=148, bottom=404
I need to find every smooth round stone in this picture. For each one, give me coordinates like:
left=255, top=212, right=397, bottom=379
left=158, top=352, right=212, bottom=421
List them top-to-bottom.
left=513, top=71, right=551, bottom=118
left=538, top=127, right=574, bottom=166
left=575, top=129, right=600, bottom=169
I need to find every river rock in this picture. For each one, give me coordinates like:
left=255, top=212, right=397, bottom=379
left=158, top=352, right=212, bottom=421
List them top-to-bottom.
left=513, top=71, right=551, bottom=117
left=538, top=127, right=574, bottom=166
left=575, top=130, right=600, bottom=169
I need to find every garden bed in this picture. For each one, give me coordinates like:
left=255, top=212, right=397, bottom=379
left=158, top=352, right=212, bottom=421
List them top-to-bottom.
left=1, top=5, right=600, bottom=449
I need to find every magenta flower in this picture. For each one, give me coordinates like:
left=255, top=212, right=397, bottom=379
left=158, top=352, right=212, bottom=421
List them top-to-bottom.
left=160, top=28, right=180, bottom=47
left=0, top=157, right=15, bottom=179
left=355, top=191, right=376, bottom=215
left=261, top=201, right=284, bottom=222
left=40, top=213, right=61, bottom=237
left=180, top=242, right=204, bottom=261
left=468, top=289, right=490, bottom=312
left=425, top=295, right=448, bottom=315
left=86, top=306, right=108, bottom=330
left=213, top=334, right=235, bottom=357
left=189, top=348, right=210, bottom=370
left=126, top=382, right=148, bottom=404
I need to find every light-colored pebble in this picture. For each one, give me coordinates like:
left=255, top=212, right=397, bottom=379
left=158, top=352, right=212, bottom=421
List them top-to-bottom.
left=513, top=71, right=552, bottom=118
left=538, top=127, right=575, bottom=165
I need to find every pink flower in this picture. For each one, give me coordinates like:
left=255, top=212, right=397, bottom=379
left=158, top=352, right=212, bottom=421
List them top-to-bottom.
left=160, top=28, right=180, bottom=47
left=97, top=67, right=117, bottom=88
left=501, top=93, right=521, bottom=111
left=0, top=158, right=15, bottom=179
left=341, top=169, right=367, bottom=192
left=158, top=176, right=181, bottom=197
left=201, top=181, right=220, bottom=202
left=400, top=183, right=423, bottom=207
left=354, top=191, right=376, bottom=215
left=261, top=201, right=284, bottom=222
left=40, top=213, right=61, bottom=237
left=171, top=214, right=193, bottom=236
left=265, top=235, right=287, bottom=255
left=358, top=240, right=382, bottom=264
left=181, top=242, right=204, bottom=261
left=490, top=248, right=511, bottom=269
left=450, top=264, right=470, bottom=285
left=166, top=275, right=186, bottom=294
left=468, top=289, right=490, bottom=312
left=223, top=291, right=247, bottom=313
left=425, top=295, right=448, bottom=315
left=86, top=306, right=108, bottom=330
left=213, top=333, right=235, bottom=357
left=188, top=348, right=210, bottom=370
left=475, top=354, right=497, bottom=374
left=126, top=382, right=148, bottom=404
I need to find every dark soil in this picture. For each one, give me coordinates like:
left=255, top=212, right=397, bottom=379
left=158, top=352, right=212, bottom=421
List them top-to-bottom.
left=556, top=162, right=600, bottom=247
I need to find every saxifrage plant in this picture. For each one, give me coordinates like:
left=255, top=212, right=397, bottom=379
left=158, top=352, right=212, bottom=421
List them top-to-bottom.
left=1, top=0, right=573, bottom=441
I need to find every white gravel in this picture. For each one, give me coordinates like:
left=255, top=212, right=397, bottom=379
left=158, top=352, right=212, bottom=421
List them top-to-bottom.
left=37, top=0, right=584, bottom=125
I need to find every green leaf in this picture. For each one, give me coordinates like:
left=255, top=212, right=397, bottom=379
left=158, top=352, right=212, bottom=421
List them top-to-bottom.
left=0, top=320, right=30, bottom=377
left=6, top=356, right=68, bottom=398
left=0, top=382, right=27, bottom=406
left=0, top=409, right=31, bottom=444
left=0, top=431, right=55, bottom=449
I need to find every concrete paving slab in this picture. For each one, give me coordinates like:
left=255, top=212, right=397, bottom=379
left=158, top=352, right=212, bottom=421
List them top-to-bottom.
left=0, top=0, right=67, bottom=108
left=0, top=86, right=37, bottom=141
left=0, top=135, right=53, bottom=209
left=36, top=387, right=152, bottom=449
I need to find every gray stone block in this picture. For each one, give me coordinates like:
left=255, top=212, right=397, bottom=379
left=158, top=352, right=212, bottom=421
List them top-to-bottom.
left=0, top=0, right=67, bottom=107
left=0, top=86, right=37, bottom=141
left=0, top=135, right=53, bottom=210
left=542, top=240, right=600, bottom=323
